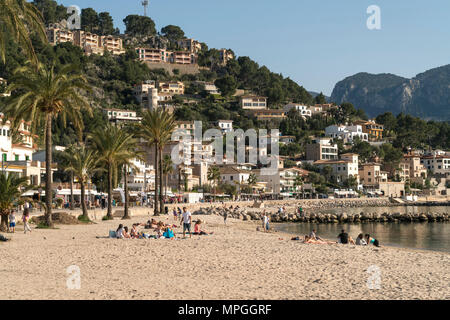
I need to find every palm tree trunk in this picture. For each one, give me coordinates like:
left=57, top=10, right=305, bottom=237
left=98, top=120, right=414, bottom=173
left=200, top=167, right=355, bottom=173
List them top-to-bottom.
left=45, top=114, right=53, bottom=227
left=154, top=144, right=159, bottom=216
left=159, top=147, right=164, bottom=215
left=107, top=163, right=113, bottom=219
left=123, top=165, right=130, bottom=219
left=70, top=172, right=74, bottom=210
left=80, top=181, right=88, bottom=219
left=0, top=212, right=7, bottom=232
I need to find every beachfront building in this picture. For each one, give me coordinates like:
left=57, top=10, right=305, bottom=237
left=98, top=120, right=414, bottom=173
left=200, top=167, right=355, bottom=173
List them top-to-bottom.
left=158, top=81, right=185, bottom=95
left=240, top=95, right=267, bottom=110
left=283, top=104, right=312, bottom=118
left=104, top=109, right=142, bottom=125
left=0, top=114, right=54, bottom=186
left=217, top=120, right=233, bottom=134
left=354, top=120, right=384, bottom=141
left=325, top=124, right=368, bottom=143
left=306, top=138, right=338, bottom=161
left=401, top=153, right=428, bottom=181
left=420, top=153, right=450, bottom=175
left=313, top=155, right=359, bottom=185
left=122, top=158, right=155, bottom=193
left=359, top=163, right=388, bottom=187
left=219, top=166, right=252, bottom=191
left=256, top=167, right=309, bottom=195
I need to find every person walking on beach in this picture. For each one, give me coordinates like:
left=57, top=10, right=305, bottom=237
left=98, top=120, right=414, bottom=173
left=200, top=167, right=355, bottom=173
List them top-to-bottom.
left=180, top=207, right=192, bottom=239
left=23, top=209, right=31, bottom=234
left=8, top=210, right=16, bottom=233
left=223, top=210, right=228, bottom=225
left=265, top=214, right=270, bottom=232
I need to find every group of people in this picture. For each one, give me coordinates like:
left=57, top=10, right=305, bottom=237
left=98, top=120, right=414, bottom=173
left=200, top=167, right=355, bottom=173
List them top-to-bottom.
left=113, top=207, right=213, bottom=240
left=3, top=208, right=32, bottom=234
left=292, top=228, right=380, bottom=247
left=337, top=229, right=380, bottom=247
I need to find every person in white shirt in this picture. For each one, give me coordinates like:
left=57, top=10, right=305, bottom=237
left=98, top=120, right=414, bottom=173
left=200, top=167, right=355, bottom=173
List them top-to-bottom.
left=180, top=207, right=192, bottom=239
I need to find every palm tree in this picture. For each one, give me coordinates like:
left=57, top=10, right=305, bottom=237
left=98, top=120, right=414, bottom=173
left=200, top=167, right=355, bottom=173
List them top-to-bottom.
left=0, top=0, right=47, bottom=64
left=3, top=62, right=91, bottom=227
left=136, top=109, right=175, bottom=216
left=89, top=124, right=135, bottom=220
left=61, top=144, right=101, bottom=220
left=57, top=145, right=76, bottom=210
left=162, top=155, right=173, bottom=200
left=207, top=166, right=221, bottom=201
left=0, top=172, right=28, bottom=231
left=247, top=173, right=257, bottom=194
left=294, top=175, right=304, bottom=198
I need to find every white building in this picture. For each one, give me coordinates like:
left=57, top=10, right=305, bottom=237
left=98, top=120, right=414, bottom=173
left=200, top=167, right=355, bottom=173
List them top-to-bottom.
left=240, top=95, right=267, bottom=110
left=283, top=104, right=312, bottom=118
left=104, top=109, right=142, bottom=124
left=217, top=120, right=233, bottom=134
left=325, top=125, right=368, bottom=143
left=421, top=154, right=450, bottom=175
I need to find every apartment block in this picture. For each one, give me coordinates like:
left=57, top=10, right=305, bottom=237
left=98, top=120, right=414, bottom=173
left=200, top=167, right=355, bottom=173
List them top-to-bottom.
left=46, top=27, right=74, bottom=45
left=177, top=38, right=202, bottom=53
left=158, top=81, right=185, bottom=95
left=240, top=95, right=267, bottom=110
left=251, top=109, right=286, bottom=121
left=354, top=119, right=384, bottom=141
left=306, top=138, right=338, bottom=161
left=420, top=154, right=450, bottom=175
left=359, top=163, right=388, bottom=187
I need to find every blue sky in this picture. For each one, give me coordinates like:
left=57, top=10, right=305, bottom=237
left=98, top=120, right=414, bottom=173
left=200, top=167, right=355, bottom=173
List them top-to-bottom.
left=57, top=0, right=450, bottom=95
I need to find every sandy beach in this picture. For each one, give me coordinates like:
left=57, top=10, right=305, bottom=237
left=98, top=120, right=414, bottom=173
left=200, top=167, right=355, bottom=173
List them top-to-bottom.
left=1, top=208, right=449, bottom=300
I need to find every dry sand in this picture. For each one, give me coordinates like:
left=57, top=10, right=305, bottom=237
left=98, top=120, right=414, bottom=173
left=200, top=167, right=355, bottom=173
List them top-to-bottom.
left=1, top=212, right=449, bottom=300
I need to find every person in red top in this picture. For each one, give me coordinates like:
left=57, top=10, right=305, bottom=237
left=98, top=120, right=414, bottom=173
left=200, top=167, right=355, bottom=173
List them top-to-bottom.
left=193, top=220, right=213, bottom=235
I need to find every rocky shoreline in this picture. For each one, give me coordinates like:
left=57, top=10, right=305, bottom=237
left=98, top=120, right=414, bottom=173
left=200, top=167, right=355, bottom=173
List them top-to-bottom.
left=193, top=200, right=450, bottom=224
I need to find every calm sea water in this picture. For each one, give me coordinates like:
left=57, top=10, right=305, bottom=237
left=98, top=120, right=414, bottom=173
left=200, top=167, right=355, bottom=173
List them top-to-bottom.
left=274, top=206, right=450, bottom=253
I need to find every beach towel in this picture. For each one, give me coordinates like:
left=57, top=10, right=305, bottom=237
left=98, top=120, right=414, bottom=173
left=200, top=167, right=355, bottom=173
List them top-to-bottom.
left=109, top=230, right=117, bottom=238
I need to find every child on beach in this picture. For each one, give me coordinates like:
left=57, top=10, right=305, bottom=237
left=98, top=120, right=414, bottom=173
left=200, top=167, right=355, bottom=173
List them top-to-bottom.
left=22, top=209, right=31, bottom=234
left=8, top=210, right=16, bottom=233
left=193, top=220, right=213, bottom=235
left=116, top=224, right=125, bottom=239
left=130, top=224, right=140, bottom=239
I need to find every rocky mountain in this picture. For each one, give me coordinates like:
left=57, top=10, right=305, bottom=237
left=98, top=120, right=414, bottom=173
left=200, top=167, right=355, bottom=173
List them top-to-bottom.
left=330, top=65, right=450, bottom=120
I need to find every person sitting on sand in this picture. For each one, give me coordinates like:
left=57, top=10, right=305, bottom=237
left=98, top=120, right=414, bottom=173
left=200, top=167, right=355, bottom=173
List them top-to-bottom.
left=193, top=220, right=213, bottom=235
left=116, top=224, right=125, bottom=239
left=130, top=224, right=140, bottom=239
left=123, top=226, right=131, bottom=239
left=163, top=226, right=175, bottom=239
left=309, top=229, right=323, bottom=241
left=337, top=229, right=355, bottom=245
left=356, top=233, right=367, bottom=246
left=365, top=234, right=380, bottom=247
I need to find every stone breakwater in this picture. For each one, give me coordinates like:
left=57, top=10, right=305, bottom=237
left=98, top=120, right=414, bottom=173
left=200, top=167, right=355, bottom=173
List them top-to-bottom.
left=263, top=198, right=393, bottom=210
left=193, top=206, right=450, bottom=224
